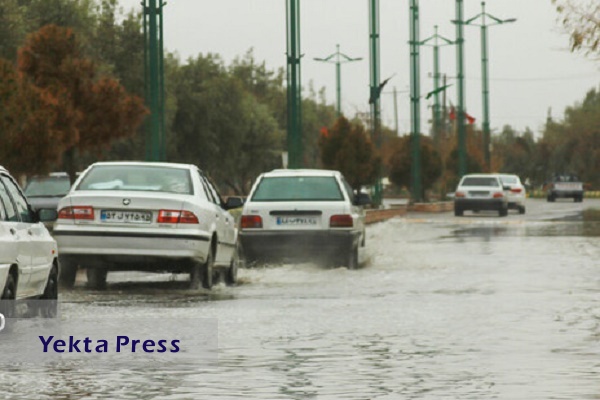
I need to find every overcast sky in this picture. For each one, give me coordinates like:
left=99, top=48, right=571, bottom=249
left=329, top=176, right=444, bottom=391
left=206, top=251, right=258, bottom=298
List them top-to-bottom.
left=120, top=0, right=599, bottom=137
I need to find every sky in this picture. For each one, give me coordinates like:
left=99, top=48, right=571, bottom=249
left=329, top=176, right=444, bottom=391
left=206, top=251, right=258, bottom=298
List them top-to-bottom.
left=119, top=0, right=599, bottom=137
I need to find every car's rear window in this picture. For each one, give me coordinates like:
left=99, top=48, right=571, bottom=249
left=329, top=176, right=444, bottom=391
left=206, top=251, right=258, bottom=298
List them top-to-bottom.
left=76, top=165, right=193, bottom=194
left=251, top=176, right=344, bottom=201
left=499, top=176, right=518, bottom=184
left=24, top=177, right=71, bottom=197
left=461, top=177, right=500, bottom=187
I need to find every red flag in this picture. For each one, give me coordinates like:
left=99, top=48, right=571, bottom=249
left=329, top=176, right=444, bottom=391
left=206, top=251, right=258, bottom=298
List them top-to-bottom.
left=449, top=106, right=456, bottom=121
left=466, top=113, right=476, bottom=125
left=320, top=127, right=328, bottom=137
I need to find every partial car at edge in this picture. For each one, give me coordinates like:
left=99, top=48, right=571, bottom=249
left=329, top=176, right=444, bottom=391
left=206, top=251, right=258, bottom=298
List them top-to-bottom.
left=0, top=166, right=59, bottom=302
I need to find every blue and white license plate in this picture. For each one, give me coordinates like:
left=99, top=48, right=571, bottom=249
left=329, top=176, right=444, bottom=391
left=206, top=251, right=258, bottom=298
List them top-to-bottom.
left=101, top=210, right=152, bottom=224
left=276, top=216, right=318, bottom=226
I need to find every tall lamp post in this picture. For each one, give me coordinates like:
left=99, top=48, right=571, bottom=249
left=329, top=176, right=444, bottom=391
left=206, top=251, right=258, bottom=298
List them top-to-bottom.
left=143, top=0, right=166, bottom=162
left=286, top=0, right=302, bottom=169
left=368, top=0, right=383, bottom=206
left=408, top=0, right=422, bottom=202
left=453, top=0, right=467, bottom=177
left=465, top=2, right=516, bottom=172
left=314, top=45, right=362, bottom=117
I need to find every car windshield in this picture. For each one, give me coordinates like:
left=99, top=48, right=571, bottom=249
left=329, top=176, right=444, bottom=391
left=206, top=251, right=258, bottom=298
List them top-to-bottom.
left=76, top=165, right=193, bottom=194
left=554, top=174, right=580, bottom=182
left=251, top=176, right=344, bottom=201
left=500, top=176, right=518, bottom=184
left=24, top=177, right=71, bottom=197
left=461, top=177, right=500, bottom=187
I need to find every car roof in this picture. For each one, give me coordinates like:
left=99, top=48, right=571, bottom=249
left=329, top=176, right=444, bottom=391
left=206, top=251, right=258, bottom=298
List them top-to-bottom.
left=87, top=161, right=196, bottom=170
left=262, top=169, right=341, bottom=178
left=461, top=173, right=500, bottom=178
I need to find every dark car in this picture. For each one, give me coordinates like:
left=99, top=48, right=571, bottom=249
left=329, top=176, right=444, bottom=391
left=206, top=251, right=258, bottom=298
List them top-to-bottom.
left=23, top=173, right=72, bottom=229
left=545, top=174, right=584, bottom=202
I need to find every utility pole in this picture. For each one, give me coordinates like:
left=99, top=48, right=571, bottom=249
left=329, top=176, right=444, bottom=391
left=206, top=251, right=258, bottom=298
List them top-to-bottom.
left=143, top=0, right=166, bottom=161
left=286, top=0, right=302, bottom=169
left=368, top=0, right=382, bottom=206
left=409, top=0, right=422, bottom=202
left=453, top=0, right=467, bottom=177
left=465, top=2, right=516, bottom=172
left=420, top=26, right=454, bottom=150
left=314, top=45, right=362, bottom=117
left=393, top=87, right=399, bottom=136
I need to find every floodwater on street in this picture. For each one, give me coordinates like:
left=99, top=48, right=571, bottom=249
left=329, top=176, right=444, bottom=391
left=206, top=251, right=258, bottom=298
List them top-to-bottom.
left=3, top=198, right=600, bottom=399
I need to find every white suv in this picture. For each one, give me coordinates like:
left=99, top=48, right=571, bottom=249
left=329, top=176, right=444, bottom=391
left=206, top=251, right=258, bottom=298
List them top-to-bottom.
left=0, top=166, right=59, bottom=301
left=238, top=169, right=368, bottom=268
left=496, top=174, right=526, bottom=214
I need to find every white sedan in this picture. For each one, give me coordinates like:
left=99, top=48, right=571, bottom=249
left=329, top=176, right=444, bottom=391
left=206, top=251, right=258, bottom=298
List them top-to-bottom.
left=53, top=162, right=240, bottom=290
left=0, top=166, right=59, bottom=302
left=239, top=169, right=368, bottom=269
left=496, top=174, right=526, bottom=214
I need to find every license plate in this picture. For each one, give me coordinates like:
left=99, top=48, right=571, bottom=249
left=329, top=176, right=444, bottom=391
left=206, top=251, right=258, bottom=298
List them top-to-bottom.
left=469, top=191, right=488, bottom=197
left=100, top=210, right=152, bottom=224
left=276, top=216, right=317, bottom=226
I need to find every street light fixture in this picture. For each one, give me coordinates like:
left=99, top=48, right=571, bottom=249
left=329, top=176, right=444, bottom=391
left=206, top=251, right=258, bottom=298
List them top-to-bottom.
left=465, top=1, right=516, bottom=172
left=420, top=25, right=455, bottom=149
left=314, top=45, right=362, bottom=117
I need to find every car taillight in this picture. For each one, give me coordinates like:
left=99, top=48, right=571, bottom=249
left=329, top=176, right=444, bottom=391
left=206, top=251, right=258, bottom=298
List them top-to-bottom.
left=511, top=188, right=522, bottom=193
left=455, top=191, right=465, bottom=198
left=493, top=192, right=504, bottom=198
left=57, top=206, right=94, bottom=220
left=157, top=210, right=199, bottom=224
left=330, top=214, right=353, bottom=228
left=241, top=215, right=262, bottom=229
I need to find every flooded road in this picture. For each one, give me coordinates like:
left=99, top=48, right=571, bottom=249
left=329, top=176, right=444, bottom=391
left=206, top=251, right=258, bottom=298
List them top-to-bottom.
left=4, top=198, right=600, bottom=399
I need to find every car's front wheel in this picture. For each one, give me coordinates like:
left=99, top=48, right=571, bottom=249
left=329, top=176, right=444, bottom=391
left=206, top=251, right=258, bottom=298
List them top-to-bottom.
left=224, top=244, right=242, bottom=286
left=1, top=273, right=16, bottom=300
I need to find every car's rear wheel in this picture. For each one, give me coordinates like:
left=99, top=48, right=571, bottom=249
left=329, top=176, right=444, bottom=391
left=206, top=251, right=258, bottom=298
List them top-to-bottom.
left=547, top=194, right=555, bottom=202
left=518, top=205, right=526, bottom=214
left=454, top=206, right=463, bottom=217
left=499, top=207, right=508, bottom=217
left=346, top=245, right=359, bottom=270
left=191, top=250, right=214, bottom=290
left=58, top=258, right=77, bottom=288
left=41, top=265, right=58, bottom=300
left=86, top=268, right=108, bottom=290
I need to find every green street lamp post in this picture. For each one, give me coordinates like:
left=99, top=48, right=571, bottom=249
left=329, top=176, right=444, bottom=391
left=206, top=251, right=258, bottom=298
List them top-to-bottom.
left=143, top=0, right=166, bottom=162
left=286, top=0, right=302, bottom=169
left=368, top=0, right=383, bottom=206
left=409, top=0, right=422, bottom=202
left=453, top=0, right=467, bottom=178
left=465, top=2, right=516, bottom=172
left=420, top=26, right=454, bottom=149
left=314, top=45, right=362, bottom=116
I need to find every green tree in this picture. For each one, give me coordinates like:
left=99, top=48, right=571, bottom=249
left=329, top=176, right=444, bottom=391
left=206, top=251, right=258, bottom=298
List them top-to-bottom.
left=553, top=0, right=600, bottom=54
left=17, top=24, right=147, bottom=180
left=319, top=116, right=380, bottom=192
left=387, top=135, right=442, bottom=200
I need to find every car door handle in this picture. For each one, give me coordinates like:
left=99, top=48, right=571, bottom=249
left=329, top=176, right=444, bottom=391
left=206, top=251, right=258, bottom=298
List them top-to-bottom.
left=9, top=228, right=16, bottom=235
left=27, top=230, right=33, bottom=236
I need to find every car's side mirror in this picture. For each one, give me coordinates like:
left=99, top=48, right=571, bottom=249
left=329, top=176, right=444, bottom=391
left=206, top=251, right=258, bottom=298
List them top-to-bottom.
left=353, top=193, right=372, bottom=206
left=225, top=196, right=244, bottom=210
left=37, top=208, right=58, bottom=222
